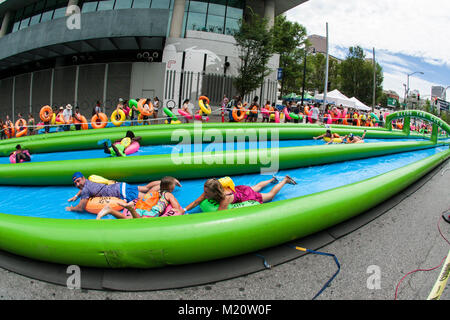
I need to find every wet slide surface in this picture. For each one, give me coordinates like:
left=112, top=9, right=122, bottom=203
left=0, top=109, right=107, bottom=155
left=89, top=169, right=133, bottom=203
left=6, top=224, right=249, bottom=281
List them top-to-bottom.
left=0, top=143, right=447, bottom=220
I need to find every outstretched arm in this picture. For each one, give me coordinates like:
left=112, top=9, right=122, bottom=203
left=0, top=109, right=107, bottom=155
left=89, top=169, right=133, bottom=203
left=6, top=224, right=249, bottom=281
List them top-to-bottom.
left=185, top=193, right=206, bottom=212
left=66, top=198, right=88, bottom=212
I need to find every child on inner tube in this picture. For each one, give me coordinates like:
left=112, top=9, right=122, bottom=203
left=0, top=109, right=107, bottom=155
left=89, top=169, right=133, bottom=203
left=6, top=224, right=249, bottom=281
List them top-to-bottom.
left=99, top=130, right=142, bottom=157
left=95, top=176, right=184, bottom=219
left=184, top=176, right=297, bottom=212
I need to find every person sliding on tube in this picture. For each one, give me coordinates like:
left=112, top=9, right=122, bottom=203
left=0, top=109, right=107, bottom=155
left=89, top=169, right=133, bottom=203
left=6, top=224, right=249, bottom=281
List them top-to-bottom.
left=313, top=127, right=341, bottom=145
left=98, top=130, right=142, bottom=157
left=343, top=130, right=366, bottom=144
left=11, top=144, right=31, bottom=163
left=66, top=172, right=181, bottom=213
left=184, top=175, right=297, bottom=212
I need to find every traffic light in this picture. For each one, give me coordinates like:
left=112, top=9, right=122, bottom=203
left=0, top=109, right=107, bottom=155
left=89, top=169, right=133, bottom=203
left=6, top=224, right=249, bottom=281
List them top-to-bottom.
left=417, top=93, right=420, bottom=101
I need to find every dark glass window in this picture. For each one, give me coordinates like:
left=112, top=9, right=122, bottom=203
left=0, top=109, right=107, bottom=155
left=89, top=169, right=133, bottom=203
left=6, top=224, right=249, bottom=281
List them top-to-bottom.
left=97, top=0, right=116, bottom=11
left=114, top=0, right=133, bottom=9
left=132, top=0, right=151, bottom=8
left=151, top=0, right=171, bottom=9
left=82, top=1, right=99, bottom=12
left=189, top=1, right=208, bottom=14
left=208, top=1, right=226, bottom=16
left=52, top=7, right=67, bottom=19
left=40, top=10, right=55, bottom=22
left=186, top=12, right=206, bottom=31
left=29, top=13, right=42, bottom=26
left=206, top=14, right=224, bottom=33
left=19, top=17, right=30, bottom=29
left=225, top=17, right=239, bottom=35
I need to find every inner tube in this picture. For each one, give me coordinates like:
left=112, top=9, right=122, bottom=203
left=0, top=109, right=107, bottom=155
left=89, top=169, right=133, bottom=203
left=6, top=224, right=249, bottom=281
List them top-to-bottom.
left=199, top=96, right=212, bottom=115
left=138, top=99, right=153, bottom=117
left=39, top=105, right=53, bottom=122
left=232, top=106, right=246, bottom=122
left=163, top=107, right=178, bottom=121
left=283, top=107, right=292, bottom=120
left=111, top=109, right=126, bottom=127
left=178, top=109, right=193, bottom=120
left=274, top=111, right=280, bottom=123
left=91, top=113, right=108, bottom=129
left=290, top=113, right=299, bottom=120
left=194, top=114, right=209, bottom=121
left=14, top=119, right=27, bottom=137
left=4, top=123, right=14, bottom=138
left=323, top=137, right=343, bottom=143
left=9, top=150, right=31, bottom=164
left=85, top=197, right=124, bottom=214
left=200, top=199, right=260, bottom=213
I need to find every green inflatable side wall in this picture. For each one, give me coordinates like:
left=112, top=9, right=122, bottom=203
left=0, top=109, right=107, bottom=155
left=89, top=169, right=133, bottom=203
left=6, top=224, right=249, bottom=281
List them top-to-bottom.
left=0, top=148, right=448, bottom=268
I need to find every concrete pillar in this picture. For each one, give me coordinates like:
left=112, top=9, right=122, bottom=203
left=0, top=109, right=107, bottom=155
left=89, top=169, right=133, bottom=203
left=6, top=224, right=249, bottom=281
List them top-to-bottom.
left=169, top=0, right=186, bottom=38
left=264, top=0, right=275, bottom=29
left=0, top=11, right=12, bottom=38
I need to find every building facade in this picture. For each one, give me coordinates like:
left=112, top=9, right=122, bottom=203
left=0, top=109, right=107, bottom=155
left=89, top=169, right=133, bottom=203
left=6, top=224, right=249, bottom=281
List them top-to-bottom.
left=0, top=0, right=307, bottom=121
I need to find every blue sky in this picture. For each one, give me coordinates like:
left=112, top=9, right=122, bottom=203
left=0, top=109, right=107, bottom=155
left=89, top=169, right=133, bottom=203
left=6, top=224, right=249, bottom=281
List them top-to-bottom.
left=286, top=0, right=450, bottom=100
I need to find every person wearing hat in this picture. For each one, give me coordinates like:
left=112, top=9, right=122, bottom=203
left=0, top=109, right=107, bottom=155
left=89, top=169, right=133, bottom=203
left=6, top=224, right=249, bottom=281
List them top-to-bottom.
left=62, top=104, right=73, bottom=131
left=343, top=130, right=366, bottom=144
left=66, top=172, right=181, bottom=213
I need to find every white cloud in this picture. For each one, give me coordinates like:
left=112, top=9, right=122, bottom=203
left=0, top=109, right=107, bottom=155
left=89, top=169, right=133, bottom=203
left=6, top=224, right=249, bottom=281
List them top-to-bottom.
left=286, top=0, right=450, bottom=66
left=286, top=0, right=450, bottom=95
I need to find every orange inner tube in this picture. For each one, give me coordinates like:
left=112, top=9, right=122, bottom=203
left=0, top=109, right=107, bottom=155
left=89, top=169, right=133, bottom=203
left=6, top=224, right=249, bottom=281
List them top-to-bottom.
left=198, top=95, right=210, bottom=105
left=138, top=99, right=154, bottom=116
left=39, top=105, right=53, bottom=122
left=251, top=105, right=258, bottom=114
left=232, top=106, right=246, bottom=122
left=91, top=113, right=108, bottom=129
left=75, top=115, right=89, bottom=130
left=14, top=119, right=27, bottom=137
left=4, top=123, right=15, bottom=138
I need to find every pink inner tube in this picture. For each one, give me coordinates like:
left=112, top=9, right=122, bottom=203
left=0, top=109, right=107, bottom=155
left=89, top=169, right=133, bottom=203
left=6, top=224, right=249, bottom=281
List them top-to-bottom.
left=283, top=107, right=292, bottom=120
left=261, top=108, right=269, bottom=116
left=178, top=109, right=193, bottom=120
left=308, top=110, right=312, bottom=123
left=274, top=111, right=280, bottom=123
left=194, top=114, right=209, bottom=121
left=113, top=141, right=140, bottom=155
left=9, top=150, right=30, bottom=164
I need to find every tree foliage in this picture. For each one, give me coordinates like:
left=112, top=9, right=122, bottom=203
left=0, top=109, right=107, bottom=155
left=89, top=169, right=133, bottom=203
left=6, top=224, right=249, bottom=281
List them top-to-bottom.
left=233, top=10, right=273, bottom=97
left=272, top=15, right=308, bottom=96
left=339, top=46, right=383, bottom=106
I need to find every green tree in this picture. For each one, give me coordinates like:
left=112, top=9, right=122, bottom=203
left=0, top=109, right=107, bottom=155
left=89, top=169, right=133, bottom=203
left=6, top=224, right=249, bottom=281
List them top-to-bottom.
left=233, top=10, right=273, bottom=97
left=272, top=15, right=308, bottom=97
left=339, top=46, right=383, bottom=106
left=305, top=54, right=339, bottom=94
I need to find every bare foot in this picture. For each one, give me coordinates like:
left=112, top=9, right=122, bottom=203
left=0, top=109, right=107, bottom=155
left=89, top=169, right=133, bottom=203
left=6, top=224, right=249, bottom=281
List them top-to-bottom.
left=284, top=175, right=297, bottom=185
left=96, top=205, right=111, bottom=220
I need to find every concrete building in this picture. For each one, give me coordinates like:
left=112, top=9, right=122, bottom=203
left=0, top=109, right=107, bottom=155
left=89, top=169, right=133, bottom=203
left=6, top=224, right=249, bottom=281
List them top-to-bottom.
left=0, top=0, right=308, bottom=121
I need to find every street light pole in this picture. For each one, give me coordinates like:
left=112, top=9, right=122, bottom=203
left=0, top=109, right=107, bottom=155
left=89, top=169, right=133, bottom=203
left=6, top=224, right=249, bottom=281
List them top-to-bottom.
left=406, top=71, right=424, bottom=109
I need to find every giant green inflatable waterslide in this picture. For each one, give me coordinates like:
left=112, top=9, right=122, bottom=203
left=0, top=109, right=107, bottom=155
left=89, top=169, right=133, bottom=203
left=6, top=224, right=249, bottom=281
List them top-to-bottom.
left=0, top=111, right=448, bottom=268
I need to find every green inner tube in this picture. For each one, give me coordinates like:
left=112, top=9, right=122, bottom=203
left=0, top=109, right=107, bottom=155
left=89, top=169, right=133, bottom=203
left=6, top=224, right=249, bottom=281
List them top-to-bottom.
left=128, top=99, right=138, bottom=108
left=163, top=107, right=178, bottom=121
left=289, top=113, right=300, bottom=120
left=200, top=199, right=260, bottom=212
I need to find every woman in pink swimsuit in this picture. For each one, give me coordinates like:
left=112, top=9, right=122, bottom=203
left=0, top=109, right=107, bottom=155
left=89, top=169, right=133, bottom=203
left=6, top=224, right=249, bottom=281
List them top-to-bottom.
left=185, top=175, right=297, bottom=212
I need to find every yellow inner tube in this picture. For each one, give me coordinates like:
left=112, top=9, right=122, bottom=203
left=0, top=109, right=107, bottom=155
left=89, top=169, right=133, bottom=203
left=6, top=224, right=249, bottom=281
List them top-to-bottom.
left=199, top=98, right=212, bottom=115
left=111, top=109, right=126, bottom=127
left=323, top=137, right=343, bottom=143
left=88, top=175, right=116, bottom=185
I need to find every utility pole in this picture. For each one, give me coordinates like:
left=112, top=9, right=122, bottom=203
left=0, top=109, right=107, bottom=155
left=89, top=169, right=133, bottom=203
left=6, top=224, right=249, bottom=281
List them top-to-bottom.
left=323, top=22, right=329, bottom=112
left=372, top=47, right=376, bottom=112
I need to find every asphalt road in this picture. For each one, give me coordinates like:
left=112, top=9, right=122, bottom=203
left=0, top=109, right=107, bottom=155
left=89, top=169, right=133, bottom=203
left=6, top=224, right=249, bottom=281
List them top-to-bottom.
left=0, top=158, right=448, bottom=301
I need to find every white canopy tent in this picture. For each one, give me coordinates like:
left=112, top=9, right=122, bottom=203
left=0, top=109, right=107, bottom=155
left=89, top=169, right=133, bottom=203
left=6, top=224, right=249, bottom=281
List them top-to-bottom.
left=315, top=89, right=356, bottom=108
left=349, top=97, right=371, bottom=111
